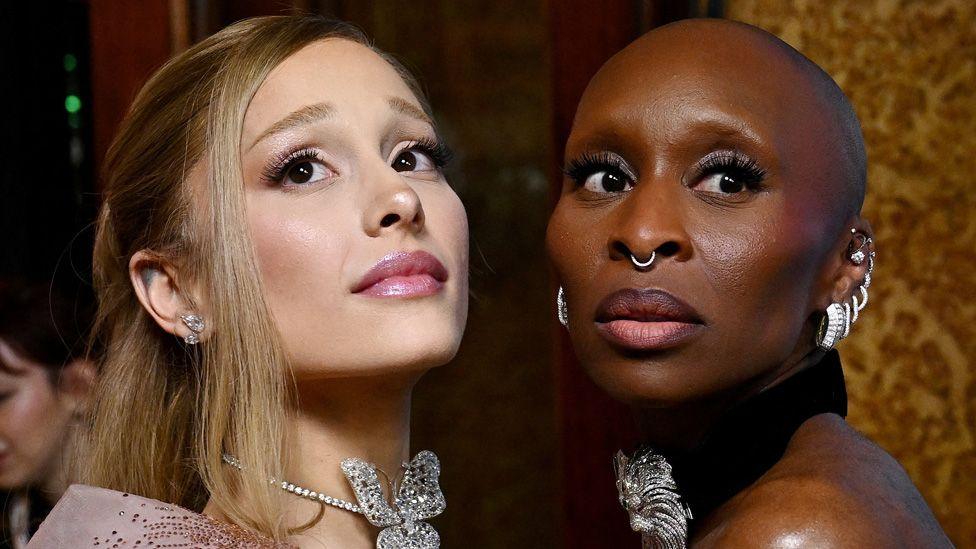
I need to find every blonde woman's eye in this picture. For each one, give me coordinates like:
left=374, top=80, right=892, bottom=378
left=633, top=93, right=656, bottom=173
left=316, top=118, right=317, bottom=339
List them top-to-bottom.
left=391, top=138, right=453, bottom=174
left=263, top=148, right=335, bottom=187
left=392, top=149, right=435, bottom=173
left=284, top=160, right=330, bottom=185
left=582, top=170, right=633, bottom=193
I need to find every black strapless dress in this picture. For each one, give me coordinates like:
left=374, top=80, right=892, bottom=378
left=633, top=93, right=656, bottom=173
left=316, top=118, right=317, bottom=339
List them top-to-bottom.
left=615, top=350, right=849, bottom=547
left=668, top=350, right=848, bottom=521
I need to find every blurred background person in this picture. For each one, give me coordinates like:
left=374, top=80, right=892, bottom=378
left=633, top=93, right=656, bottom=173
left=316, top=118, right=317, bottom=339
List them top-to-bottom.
left=1, top=2, right=98, bottom=546
left=0, top=280, right=95, bottom=548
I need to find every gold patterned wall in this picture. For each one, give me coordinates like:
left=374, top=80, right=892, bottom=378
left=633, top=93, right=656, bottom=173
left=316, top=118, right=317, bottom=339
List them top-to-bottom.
left=723, top=1, right=976, bottom=544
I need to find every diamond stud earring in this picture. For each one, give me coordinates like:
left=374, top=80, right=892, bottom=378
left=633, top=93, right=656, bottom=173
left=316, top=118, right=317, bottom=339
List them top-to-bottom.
left=849, top=229, right=872, bottom=266
left=179, top=313, right=205, bottom=345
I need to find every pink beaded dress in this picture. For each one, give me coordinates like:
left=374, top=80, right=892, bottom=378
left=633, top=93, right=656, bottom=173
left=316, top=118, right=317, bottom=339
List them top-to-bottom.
left=26, top=484, right=291, bottom=548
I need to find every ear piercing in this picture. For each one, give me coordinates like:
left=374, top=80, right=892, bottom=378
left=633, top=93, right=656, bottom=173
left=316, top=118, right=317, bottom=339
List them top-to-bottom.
left=847, top=228, right=874, bottom=325
left=848, top=228, right=875, bottom=288
left=849, top=228, right=873, bottom=266
left=817, top=229, right=875, bottom=351
left=630, top=251, right=656, bottom=271
left=179, top=313, right=205, bottom=345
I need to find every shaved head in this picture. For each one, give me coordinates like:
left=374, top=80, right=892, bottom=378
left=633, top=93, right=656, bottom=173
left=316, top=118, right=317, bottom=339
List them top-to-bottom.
left=548, top=17, right=876, bottom=408
left=583, top=18, right=867, bottom=221
left=710, top=20, right=867, bottom=213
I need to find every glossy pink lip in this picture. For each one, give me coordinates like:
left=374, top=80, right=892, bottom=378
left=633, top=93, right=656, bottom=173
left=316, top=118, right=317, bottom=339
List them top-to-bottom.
left=352, top=251, right=448, bottom=298
left=594, top=288, right=705, bottom=351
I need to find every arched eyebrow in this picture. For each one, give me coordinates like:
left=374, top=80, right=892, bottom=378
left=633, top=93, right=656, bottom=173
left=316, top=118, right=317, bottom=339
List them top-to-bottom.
left=246, top=96, right=433, bottom=153
left=386, top=96, right=433, bottom=127
left=247, top=101, right=335, bottom=152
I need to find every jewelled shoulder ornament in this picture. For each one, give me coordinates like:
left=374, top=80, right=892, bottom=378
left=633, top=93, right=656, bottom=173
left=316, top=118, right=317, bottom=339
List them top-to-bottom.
left=614, top=446, right=692, bottom=549
left=341, top=450, right=446, bottom=549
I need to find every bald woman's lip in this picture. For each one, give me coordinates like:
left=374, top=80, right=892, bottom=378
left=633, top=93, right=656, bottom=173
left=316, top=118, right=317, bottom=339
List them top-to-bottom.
left=595, top=288, right=705, bottom=351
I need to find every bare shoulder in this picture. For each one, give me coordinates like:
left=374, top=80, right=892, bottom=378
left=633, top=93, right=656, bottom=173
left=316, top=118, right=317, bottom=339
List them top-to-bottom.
left=693, top=414, right=953, bottom=548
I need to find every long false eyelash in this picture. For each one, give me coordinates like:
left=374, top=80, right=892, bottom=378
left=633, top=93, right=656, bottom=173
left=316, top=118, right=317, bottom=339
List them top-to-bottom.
left=409, top=136, right=454, bottom=168
left=262, top=138, right=454, bottom=184
left=261, top=147, right=322, bottom=183
left=695, top=150, right=768, bottom=189
left=563, top=152, right=633, bottom=185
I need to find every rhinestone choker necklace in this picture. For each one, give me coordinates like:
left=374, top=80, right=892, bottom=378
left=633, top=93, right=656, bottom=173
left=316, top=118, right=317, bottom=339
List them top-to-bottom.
left=222, top=450, right=446, bottom=549
left=221, top=454, right=361, bottom=513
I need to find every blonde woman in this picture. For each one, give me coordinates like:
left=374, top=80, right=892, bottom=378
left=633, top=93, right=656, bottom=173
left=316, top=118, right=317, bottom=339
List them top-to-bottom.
left=28, top=15, right=467, bottom=549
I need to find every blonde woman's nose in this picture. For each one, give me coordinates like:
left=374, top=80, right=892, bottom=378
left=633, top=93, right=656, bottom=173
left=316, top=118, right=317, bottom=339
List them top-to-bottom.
left=363, top=181, right=425, bottom=237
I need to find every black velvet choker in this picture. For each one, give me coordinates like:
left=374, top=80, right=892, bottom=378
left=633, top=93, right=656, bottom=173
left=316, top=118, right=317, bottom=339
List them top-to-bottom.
left=661, top=350, right=848, bottom=522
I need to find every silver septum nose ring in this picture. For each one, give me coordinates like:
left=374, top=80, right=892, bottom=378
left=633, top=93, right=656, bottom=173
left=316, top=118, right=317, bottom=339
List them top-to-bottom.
left=630, top=251, right=656, bottom=271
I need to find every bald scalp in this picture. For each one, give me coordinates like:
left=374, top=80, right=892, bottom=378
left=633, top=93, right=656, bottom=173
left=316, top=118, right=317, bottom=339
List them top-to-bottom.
left=605, top=18, right=867, bottom=219
left=715, top=19, right=867, bottom=215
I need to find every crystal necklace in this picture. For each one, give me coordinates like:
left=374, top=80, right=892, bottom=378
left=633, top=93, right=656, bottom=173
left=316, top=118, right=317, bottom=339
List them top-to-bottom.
left=614, top=446, right=692, bottom=549
left=222, top=451, right=446, bottom=549
left=221, top=453, right=361, bottom=513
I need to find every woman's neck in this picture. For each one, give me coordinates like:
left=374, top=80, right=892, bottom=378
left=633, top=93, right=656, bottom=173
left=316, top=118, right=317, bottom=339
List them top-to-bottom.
left=635, top=345, right=825, bottom=452
left=282, top=371, right=419, bottom=548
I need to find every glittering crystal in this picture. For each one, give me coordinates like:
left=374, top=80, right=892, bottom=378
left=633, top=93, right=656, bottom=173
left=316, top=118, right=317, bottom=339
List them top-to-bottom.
left=180, top=313, right=205, bottom=332
left=615, top=446, right=688, bottom=549
left=342, top=451, right=445, bottom=548
left=396, top=451, right=445, bottom=523
left=340, top=458, right=400, bottom=527
left=376, top=520, right=439, bottom=549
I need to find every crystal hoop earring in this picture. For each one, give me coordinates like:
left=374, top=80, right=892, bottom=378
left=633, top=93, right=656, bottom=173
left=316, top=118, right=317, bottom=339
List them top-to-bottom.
left=817, top=229, right=876, bottom=351
left=557, top=286, right=569, bottom=327
left=816, top=302, right=849, bottom=351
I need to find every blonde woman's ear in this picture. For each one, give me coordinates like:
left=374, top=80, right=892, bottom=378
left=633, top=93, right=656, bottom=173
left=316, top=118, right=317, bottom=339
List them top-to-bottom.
left=128, top=250, right=209, bottom=342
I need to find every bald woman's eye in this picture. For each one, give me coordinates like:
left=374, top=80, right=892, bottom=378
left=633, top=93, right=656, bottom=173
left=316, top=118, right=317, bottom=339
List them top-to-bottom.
left=689, top=150, right=767, bottom=196
left=564, top=152, right=635, bottom=195
left=583, top=170, right=633, bottom=193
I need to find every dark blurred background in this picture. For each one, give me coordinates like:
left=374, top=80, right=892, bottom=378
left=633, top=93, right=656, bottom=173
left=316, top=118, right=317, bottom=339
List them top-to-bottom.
left=1, top=1, right=973, bottom=547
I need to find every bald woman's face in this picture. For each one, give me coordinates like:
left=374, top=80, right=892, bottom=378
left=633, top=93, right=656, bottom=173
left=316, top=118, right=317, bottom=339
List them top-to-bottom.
left=546, top=21, right=860, bottom=406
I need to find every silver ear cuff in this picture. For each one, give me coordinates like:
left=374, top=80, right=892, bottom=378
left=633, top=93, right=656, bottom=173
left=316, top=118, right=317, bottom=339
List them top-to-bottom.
left=817, top=229, right=875, bottom=351
left=630, top=251, right=655, bottom=271
left=179, top=313, right=205, bottom=345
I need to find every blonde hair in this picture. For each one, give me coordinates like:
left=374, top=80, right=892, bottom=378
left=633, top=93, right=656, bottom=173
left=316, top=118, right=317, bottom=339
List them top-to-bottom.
left=83, top=15, right=428, bottom=539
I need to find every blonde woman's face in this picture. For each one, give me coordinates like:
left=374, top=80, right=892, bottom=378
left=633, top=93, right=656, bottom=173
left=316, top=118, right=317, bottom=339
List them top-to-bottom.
left=240, top=39, right=468, bottom=379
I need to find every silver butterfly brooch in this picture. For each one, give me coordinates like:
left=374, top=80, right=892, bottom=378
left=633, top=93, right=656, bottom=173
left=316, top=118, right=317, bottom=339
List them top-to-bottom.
left=614, top=446, right=693, bottom=549
left=341, top=450, right=446, bottom=549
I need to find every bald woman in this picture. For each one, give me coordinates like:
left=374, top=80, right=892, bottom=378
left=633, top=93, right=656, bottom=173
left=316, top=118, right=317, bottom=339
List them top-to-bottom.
left=547, top=19, right=951, bottom=548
